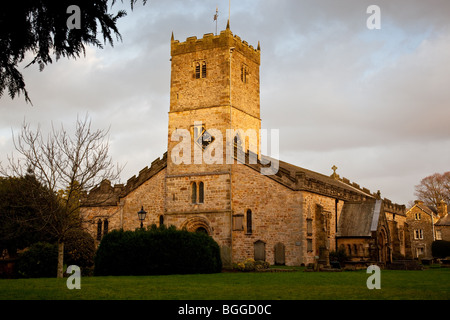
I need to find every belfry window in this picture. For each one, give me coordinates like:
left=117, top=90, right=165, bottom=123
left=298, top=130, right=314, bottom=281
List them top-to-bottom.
left=194, top=60, right=207, bottom=79
left=202, top=61, right=207, bottom=78
left=195, top=62, right=201, bottom=79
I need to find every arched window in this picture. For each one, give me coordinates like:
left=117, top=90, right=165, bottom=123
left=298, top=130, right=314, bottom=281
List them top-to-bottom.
left=194, top=61, right=207, bottom=79
left=202, top=61, right=207, bottom=78
left=195, top=62, right=201, bottom=79
left=241, top=64, right=248, bottom=83
left=234, top=134, right=242, bottom=150
left=191, top=182, right=197, bottom=203
left=199, top=182, right=204, bottom=203
left=246, top=209, right=252, bottom=234
left=159, top=215, right=164, bottom=226
left=96, top=219, right=102, bottom=240
left=103, top=219, right=109, bottom=237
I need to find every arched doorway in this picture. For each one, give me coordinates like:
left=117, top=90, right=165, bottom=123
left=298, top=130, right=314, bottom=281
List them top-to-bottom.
left=181, top=216, right=212, bottom=236
left=195, top=227, right=208, bottom=234
left=378, top=227, right=390, bottom=263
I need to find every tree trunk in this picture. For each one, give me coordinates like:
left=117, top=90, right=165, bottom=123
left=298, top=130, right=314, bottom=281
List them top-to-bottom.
left=57, top=241, right=64, bottom=278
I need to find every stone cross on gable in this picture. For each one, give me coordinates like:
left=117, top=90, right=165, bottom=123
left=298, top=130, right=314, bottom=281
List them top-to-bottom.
left=331, top=165, right=339, bottom=180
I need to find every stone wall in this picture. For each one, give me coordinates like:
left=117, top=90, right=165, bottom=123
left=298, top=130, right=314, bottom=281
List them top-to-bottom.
left=230, top=164, right=302, bottom=266
left=406, top=205, right=436, bottom=259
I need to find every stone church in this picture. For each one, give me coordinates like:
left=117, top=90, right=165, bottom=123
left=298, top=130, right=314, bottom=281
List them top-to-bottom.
left=81, top=24, right=408, bottom=267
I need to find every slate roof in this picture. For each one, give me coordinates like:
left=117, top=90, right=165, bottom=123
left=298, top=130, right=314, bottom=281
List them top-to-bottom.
left=83, top=150, right=404, bottom=212
left=336, top=200, right=383, bottom=237
left=436, top=214, right=450, bottom=226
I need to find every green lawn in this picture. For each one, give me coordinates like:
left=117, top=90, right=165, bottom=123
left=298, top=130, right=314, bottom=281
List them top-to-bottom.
left=0, top=267, right=449, bottom=300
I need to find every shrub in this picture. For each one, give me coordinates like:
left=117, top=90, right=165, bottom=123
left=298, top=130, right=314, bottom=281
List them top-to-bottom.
left=94, top=225, right=222, bottom=276
left=432, top=240, right=450, bottom=259
left=16, top=242, right=58, bottom=278
left=329, top=249, right=349, bottom=264
left=233, top=258, right=270, bottom=272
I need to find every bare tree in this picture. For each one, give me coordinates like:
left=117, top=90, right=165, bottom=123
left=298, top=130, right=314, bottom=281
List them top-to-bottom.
left=1, top=115, right=122, bottom=278
left=414, top=172, right=450, bottom=209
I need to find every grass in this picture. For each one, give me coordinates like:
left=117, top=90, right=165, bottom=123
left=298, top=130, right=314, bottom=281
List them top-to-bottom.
left=0, top=267, right=449, bottom=300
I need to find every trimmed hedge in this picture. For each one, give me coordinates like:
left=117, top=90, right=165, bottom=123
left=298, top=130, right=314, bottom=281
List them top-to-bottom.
left=94, top=225, right=222, bottom=276
left=432, top=240, right=450, bottom=259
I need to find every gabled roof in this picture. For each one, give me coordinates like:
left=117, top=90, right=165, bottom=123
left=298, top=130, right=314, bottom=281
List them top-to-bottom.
left=83, top=149, right=404, bottom=211
left=246, top=153, right=383, bottom=203
left=336, top=200, right=383, bottom=237
left=407, top=203, right=437, bottom=217
left=436, top=214, right=450, bottom=226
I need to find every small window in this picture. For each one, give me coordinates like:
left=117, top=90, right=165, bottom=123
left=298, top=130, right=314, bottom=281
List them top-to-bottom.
left=202, top=61, right=207, bottom=78
left=195, top=62, right=201, bottom=79
left=241, top=64, right=248, bottom=83
left=191, top=181, right=204, bottom=204
left=191, top=182, right=197, bottom=204
left=198, top=182, right=204, bottom=203
left=246, top=209, right=252, bottom=234
left=415, top=212, right=421, bottom=220
left=159, top=215, right=164, bottom=227
left=96, top=219, right=102, bottom=240
left=103, top=219, right=109, bottom=237
left=307, top=219, right=313, bottom=236
left=414, top=229, right=424, bottom=240
left=436, top=230, right=442, bottom=240
left=307, top=239, right=313, bottom=252
left=416, top=247, right=424, bottom=257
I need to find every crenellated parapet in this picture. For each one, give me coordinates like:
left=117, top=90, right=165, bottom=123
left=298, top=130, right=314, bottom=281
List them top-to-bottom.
left=171, top=26, right=260, bottom=65
left=82, top=152, right=168, bottom=207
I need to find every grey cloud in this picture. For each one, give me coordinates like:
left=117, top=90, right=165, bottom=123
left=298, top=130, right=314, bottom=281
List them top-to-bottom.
left=1, top=0, right=449, bottom=205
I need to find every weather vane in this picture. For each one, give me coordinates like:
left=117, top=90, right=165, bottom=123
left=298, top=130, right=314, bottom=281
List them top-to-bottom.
left=214, top=7, right=219, bottom=35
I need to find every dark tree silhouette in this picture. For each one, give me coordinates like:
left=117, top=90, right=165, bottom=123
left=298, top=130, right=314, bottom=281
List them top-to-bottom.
left=0, top=0, right=146, bottom=104
left=1, top=115, right=123, bottom=277
left=415, top=172, right=450, bottom=209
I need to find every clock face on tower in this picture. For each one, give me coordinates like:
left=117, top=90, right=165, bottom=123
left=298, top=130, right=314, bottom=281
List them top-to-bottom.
left=194, top=125, right=215, bottom=150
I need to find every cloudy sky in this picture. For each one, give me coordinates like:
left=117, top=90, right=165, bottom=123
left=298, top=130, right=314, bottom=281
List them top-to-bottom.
left=1, top=0, right=449, bottom=206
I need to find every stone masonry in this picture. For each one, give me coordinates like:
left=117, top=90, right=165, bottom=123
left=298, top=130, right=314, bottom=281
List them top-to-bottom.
left=80, top=24, right=408, bottom=267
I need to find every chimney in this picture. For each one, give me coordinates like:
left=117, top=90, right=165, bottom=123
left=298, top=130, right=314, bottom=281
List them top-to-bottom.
left=414, top=200, right=424, bottom=205
left=437, top=200, right=448, bottom=218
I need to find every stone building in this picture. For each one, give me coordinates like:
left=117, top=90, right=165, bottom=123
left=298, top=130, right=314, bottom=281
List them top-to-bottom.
left=80, top=24, right=408, bottom=267
left=405, top=200, right=448, bottom=259
left=435, top=201, right=450, bottom=242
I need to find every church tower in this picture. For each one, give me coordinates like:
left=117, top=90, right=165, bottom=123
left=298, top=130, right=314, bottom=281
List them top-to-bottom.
left=168, top=23, right=261, bottom=169
left=165, top=24, right=261, bottom=257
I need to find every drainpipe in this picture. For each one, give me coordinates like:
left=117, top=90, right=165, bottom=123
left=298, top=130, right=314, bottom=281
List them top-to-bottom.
left=229, top=45, right=235, bottom=265
left=335, top=198, right=339, bottom=251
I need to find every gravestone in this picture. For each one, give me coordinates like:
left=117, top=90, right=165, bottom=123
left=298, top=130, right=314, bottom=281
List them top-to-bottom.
left=254, top=240, right=266, bottom=261
left=274, top=242, right=285, bottom=265
left=220, top=245, right=232, bottom=269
